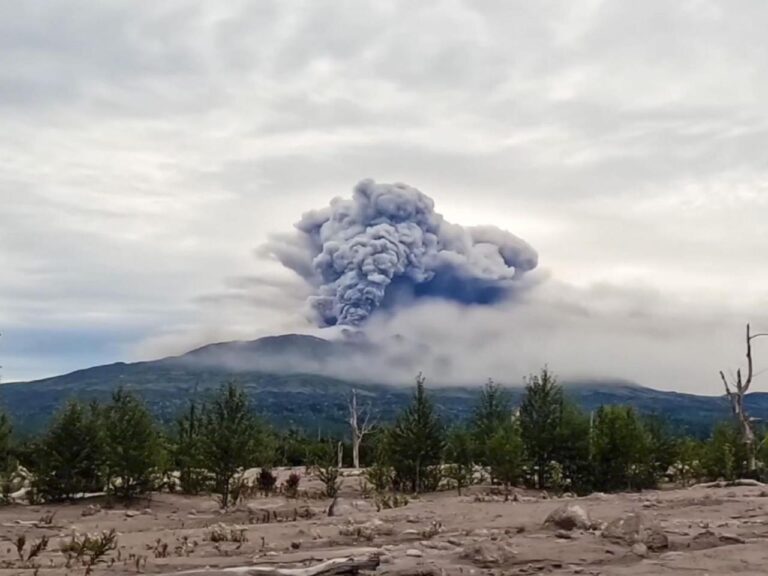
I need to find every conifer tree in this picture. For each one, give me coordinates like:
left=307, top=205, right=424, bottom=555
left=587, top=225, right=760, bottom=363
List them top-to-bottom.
left=519, top=367, right=563, bottom=488
left=388, top=373, right=445, bottom=493
left=470, top=379, right=512, bottom=465
left=200, top=382, right=259, bottom=508
left=103, top=388, right=162, bottom=500
left=174, top=400, right=206, bottom=494
left=36, top=401, right=105, bottom=501
left=553, top=401, right=592, bottom=493
left=591, top=405, right=654, bottom=491
left=0, top=411, right=11, bottom=474
left=487, top=421, right=524, bottom=499
left=445, top=426, right=474, bottom=495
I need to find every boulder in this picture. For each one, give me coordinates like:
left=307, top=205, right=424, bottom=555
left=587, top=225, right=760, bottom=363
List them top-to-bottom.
left=544, top=504, right=593, bottom=531
left=602, top=511, right=668, bottom=551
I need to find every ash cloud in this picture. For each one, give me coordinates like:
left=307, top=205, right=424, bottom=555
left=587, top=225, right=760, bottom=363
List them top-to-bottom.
left=265, top=179, right=539, bottom=326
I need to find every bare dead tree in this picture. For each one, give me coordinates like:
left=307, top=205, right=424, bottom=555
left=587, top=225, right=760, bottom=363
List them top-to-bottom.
left=720, top=323, right=768, bottom=471
left=348, top=388, right=375, bottom=469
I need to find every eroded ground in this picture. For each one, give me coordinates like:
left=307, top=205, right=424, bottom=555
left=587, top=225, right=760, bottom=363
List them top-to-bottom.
left=2, top=473, right=768, bottom=575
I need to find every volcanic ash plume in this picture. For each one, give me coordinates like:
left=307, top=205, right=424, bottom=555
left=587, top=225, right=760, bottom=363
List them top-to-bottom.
left=266, top=179, right=538, bottom=326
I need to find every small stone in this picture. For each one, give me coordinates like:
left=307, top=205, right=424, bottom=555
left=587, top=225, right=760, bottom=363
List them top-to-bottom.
left=81, top=504, right=101, bottom=517
left=555, top=530, right=574, bottom=540
left=720, top=533, right=746, bottom=545
left=631, top=542, right=648, bottom=557
left=406, top=548, right=423, bottom=558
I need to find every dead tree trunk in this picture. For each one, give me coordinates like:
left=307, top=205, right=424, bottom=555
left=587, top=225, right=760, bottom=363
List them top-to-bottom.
left=720, top=323, right=768, bottom=472
left=348, top=388, right=374, bottom=469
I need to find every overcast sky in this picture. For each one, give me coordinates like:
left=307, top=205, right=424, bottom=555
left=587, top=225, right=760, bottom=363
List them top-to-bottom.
left=2, top=0, right=768, bottom=393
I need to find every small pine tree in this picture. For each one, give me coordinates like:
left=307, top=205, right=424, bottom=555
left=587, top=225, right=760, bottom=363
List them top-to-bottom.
left=519, top=367, right=563, bottom=488
left=388, top=373, right=445, bottom=493
left=470, top=379, right=512, bottom=465
left=200, top=383, right=259, bottom=508
left=103, top=388, right=162, bottom=500
left=35, top=401, right=105, bottom=501
left=173, top=401, right=207, bottom=494
left=553, top=401, right=592, bottom=493
left=591, top=405, right=654, bottom=491
left=0, top=411, right=12, bottom=474
left=0, top=411, right=14, bottom=502
left=643, top=416, right=676, bottom=487
left=487, top=421, right=524, bottom=499
left=702, top=422, right=746, bottom=481
left=445, top=426, right=475, bottom=495
left=675, top=437, right=704, bottom=486
left=309, top=441, right=342, bottom=498
left=257, top=468, right=277, bottom=496
left=284, top=472, right=301, bottom=498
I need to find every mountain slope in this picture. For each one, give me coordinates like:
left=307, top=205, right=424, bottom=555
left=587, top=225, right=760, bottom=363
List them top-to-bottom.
left=0, top=334, right=753, bottom=437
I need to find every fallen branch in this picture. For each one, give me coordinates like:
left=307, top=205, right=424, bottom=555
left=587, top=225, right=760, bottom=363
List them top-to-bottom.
left=691, top=479, right=767, bottom=489
left=159, top=554, right=381, bottom=576
left=378, top=569, right=441, bottom=576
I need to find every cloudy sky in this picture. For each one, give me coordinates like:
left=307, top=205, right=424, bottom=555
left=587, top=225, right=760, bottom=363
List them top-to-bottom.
left=2, top=0, right=768, bottom=393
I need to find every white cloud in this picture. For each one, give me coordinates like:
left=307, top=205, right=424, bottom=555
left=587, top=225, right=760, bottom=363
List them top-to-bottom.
left=1, top=0, right=768, bottom=390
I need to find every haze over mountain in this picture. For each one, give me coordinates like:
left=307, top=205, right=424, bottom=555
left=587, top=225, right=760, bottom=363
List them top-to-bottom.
left=2, top=333, right=763, bottom=438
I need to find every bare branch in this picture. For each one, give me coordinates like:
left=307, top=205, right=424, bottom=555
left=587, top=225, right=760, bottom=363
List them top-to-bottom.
left=719, top=323, right=764, bottom=471
left=744, top=324, right=754, bottom=392
left=720, top=370, right=733, bottom=397
left=347, top=388, right=376, bottom=469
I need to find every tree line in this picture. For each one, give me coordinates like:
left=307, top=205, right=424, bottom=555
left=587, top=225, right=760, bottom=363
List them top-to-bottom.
left=0, top=368, right=764, bottom=507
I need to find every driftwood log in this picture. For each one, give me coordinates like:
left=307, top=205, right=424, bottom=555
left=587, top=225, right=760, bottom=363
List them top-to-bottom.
left=691, top=479, right=767, bottom=489
left=158, top=554, right=381, bottom=576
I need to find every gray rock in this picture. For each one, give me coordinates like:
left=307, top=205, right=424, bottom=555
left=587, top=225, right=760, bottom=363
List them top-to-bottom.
left=328, top=497, right=374, bottom=517
left=81, top=504, right=101, bottom=517
left=544, top=504, right=593, bottom=531
left=602, top=511, right=668, bottom=551
left=460, top=542, right=516, bottom=567
left=405, top=548, right=423, bottom=558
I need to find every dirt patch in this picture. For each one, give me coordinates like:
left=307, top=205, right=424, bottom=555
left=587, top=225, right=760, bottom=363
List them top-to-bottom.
left=1, top=480, right=768, bottom=575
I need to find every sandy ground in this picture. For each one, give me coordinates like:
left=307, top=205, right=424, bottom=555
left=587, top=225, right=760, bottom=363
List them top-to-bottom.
left=2, top=473, right=768, bottom=576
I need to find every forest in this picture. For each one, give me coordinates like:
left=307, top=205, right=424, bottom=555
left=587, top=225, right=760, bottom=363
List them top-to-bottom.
left=0, top=368, right=760, bottom=508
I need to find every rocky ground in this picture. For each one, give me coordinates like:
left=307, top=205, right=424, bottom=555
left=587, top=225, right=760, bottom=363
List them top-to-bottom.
left=2, top=472, right=768, bottom=575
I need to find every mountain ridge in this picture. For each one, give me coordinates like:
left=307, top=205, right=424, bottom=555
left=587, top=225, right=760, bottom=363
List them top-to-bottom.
left=0, top=333, right=761, bottom=437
